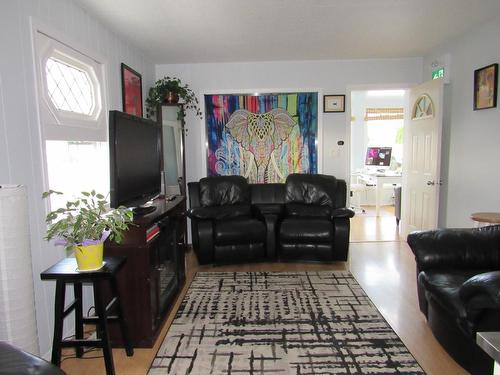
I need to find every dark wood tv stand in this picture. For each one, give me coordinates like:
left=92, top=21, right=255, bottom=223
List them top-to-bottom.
left=104, top=195, right=186, bottom=347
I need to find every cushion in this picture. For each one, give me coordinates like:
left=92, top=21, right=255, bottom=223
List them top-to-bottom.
left=285, top=173, right=337, bottom=206
left=199, top=176, right=250, bottom=207
left=215, top=218, right=266, bottom=245
left=279, top=218, right=333, bottom=244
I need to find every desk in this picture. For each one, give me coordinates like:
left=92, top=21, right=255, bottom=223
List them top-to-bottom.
left=356, top=172, right=402, bottom=216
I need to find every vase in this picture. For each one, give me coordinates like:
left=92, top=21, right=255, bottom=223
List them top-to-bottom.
left=165, top=91, right=179, bottom=104
left=74, top=243, right=104, bottom=271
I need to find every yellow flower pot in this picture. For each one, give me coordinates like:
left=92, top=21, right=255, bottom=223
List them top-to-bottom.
left=74, top=243, right=104, bottom=271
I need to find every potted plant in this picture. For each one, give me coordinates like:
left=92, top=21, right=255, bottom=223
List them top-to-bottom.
left=145, top=76, right=202, bottom=120
left=43, top=190, right=133, bottom=271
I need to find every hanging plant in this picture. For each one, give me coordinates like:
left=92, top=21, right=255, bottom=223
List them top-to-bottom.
left=145, top=76, right=202, bottom=120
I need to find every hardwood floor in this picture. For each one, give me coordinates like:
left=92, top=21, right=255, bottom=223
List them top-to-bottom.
left=350, top=205, right=401, bottom=242
left=61, top=215, right=467, bottom=375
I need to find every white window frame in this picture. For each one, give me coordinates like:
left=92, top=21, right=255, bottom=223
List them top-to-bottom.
left=31, top=19, right=110, bottom=211
left=33, top=23, right=107, bottom=142
left=44, top=52, right=99, bottom=118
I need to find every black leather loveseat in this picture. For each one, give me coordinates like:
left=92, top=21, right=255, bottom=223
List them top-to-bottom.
left=187, top=173, right=354, bottom=265
left=408, top=225, right=500, bottom=375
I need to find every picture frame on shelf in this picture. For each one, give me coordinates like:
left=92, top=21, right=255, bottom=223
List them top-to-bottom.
left=121, top=63, right=143, bottom=117
left=473, top=63, right=498, bottom=110
left=324, top=95, right=345, bottom=113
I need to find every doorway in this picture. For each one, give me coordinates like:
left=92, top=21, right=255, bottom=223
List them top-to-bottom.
left=349, top=89, right=407, bottom=242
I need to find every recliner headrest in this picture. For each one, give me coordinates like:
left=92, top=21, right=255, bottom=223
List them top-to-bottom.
left=285, top=173, right=337, bottom=206
left=199, top=175, right=250, bottom=207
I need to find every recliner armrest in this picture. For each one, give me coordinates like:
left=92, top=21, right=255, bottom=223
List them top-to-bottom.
left=253, top=203, right=284, bottom=217
left=285, top=203, right=331, bottom=218
left=187, top=204, right=251, bottom=220
left=331, top=208, right=355, bottom=219
left=459, top=271, right=500, bottom=322
left=460, top=271, right=500, bottom=307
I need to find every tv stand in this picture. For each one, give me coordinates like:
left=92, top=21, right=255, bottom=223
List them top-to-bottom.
left=104, top=196, right=186, bottom=347
left=132, top=205, right=156, bottom=216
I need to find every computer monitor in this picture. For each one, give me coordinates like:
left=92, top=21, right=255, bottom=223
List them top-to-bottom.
left=365, top=147, right=392, bottom=167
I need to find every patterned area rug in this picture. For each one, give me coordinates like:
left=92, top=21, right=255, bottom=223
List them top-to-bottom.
left=149, top=271, right=425, bottom=374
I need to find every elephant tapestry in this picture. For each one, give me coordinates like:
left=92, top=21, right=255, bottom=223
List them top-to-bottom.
left=205, top=93, right=318, bottom=183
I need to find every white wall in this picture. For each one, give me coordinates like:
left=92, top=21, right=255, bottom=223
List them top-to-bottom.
left=0, top=0, right=154, bottom=357
left=424, top=15, right=500, bottom=227
left=155, top=58, right=422, bottom=186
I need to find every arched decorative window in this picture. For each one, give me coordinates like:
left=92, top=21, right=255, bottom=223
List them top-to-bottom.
left=412, top=94, right=434, bottom=120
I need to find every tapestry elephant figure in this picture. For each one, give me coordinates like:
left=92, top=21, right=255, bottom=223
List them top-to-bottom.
left=225, top=108, right=297, bottom=183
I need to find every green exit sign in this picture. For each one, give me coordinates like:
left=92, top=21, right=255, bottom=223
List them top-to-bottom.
left=432, top=67, right=445, bottom=80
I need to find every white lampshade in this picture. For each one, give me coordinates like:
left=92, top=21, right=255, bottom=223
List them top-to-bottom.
left=0, top=185, right=39, bottom=354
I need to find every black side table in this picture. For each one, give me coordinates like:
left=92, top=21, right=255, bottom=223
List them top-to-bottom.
left=41, top=256, right=133, bottom=375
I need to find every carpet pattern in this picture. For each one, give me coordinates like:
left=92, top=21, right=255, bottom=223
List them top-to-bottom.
left=149, top=271, right=425, bottom=374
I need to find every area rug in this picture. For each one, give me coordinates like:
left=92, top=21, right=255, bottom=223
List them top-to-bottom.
left=148, top=271, right=425, bottom=374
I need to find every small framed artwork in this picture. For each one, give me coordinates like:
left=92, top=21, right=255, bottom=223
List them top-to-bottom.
left=121, top=63, right=143, bottom=116
left=473, top=63, right=498, bottom=110
left=324, top=95, right=345, bottom=113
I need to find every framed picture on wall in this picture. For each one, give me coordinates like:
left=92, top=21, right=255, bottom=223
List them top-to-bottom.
left=121, top=63, right=143, bottom=117
left=473, top=63, right=498, bottom=110
left=324, top=95, right=345, bottom=113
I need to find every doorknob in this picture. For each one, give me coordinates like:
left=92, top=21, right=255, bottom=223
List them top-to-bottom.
left=427, top=180, right=435, bottom=186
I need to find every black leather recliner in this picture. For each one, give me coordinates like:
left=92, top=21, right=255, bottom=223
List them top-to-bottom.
left=188, top=173, right=354, bottom=264
left=279, top=173, right=354, bottom=261
left=187, top=175, right=267, bottom=264
left=408, top=225, right=500, bottom=375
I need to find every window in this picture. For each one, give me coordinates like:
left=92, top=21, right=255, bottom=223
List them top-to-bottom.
left=35, top=30, right=108, bottom=209
left=45, top=57, right=94, bottom=115
left=412, top=94, right=434, bottom=119
left=365, top=108, right=404, bottom=168
left=45, top=141, right=109, bottom=209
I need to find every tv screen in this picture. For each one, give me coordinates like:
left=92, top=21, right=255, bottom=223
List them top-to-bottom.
left=109, top=110, right=161, bottom=210
left=365, top=147, right=392, bottom=166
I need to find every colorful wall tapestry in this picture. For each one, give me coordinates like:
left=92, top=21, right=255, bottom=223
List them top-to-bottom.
left=205, top=93, right=318, bottom=183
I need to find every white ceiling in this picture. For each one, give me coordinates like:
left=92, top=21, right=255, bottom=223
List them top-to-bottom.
left=76, top=0, right=500, bottom=64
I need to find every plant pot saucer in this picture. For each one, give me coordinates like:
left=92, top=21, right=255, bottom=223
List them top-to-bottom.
left=75, top=261, right=106, bottom=273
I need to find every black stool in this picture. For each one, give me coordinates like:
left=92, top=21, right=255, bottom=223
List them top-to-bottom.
left=41, top=256, right=133, bottom=375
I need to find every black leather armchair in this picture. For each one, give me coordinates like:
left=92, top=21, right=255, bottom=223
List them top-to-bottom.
left=279, top=174, right=354, bottom=261
left=187, top=175, right=267, bottom=264
left=408, top=225, right=500, bottom=375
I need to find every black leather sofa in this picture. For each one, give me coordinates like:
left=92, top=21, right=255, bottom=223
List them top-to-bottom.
left=187, top=173, right=354, bottom=264
left=408, top=225, right=500, bottom=375
left=0, top=341, right=66, bottom=375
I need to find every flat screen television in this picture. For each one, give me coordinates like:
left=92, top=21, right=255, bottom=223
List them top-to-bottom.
left=109, top=110, right=161, bottom=215
left=365, top=146, right=392, bottom=167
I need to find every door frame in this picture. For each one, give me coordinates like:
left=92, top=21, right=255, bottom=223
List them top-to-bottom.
left=344, top=83, right=413, bottom=209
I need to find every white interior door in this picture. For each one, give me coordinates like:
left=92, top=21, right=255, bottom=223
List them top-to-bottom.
left=401, top=78, right=444, bottom=237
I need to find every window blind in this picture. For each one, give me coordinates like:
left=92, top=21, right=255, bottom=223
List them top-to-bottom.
left=364, top=108, right=404, bottom=121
